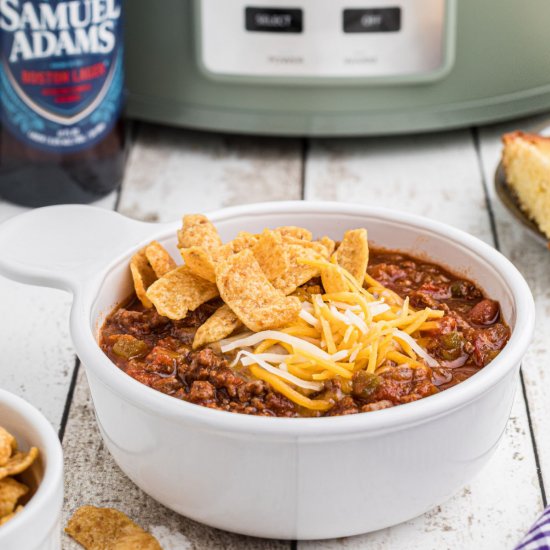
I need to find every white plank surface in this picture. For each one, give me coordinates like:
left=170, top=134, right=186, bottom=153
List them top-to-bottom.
left=478, top=113, right=550, bottom=498
left=117, top=124, right=303, bottom=222
left=61, top=125, right=302, bottom=549
left=300, top=129, right=543, bottom=550
left=304, top=131, right=491, bottom=240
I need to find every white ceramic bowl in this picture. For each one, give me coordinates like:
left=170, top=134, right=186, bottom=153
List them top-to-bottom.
left=0, top=201, right=535, bottom=540
left=0, top=389, right=63, bottom=549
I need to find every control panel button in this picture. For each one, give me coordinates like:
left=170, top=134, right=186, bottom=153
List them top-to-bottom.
left=245, top=7, right=303, bottom=33
left=343, top=8, right=401, bottom=33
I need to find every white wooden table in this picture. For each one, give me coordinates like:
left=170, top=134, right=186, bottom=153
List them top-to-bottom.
left=1, top=112, right=549, bottom=550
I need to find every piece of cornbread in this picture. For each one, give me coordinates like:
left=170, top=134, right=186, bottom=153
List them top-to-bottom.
left=502, top=131, right=550, bottom=239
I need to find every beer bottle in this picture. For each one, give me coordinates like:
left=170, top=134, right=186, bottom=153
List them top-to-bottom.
left=0, top=0, right=126, bottom=207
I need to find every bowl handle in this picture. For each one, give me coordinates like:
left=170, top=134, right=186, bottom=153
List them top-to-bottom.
left=0, top=205, right=163, bottom=293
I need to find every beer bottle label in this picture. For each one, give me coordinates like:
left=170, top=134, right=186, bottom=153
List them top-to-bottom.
left=0, top=0, right=123, bottom=153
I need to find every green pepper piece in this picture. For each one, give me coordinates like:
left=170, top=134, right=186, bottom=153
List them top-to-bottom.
left=439, top=331, right=465, bottom=361
left=112, top=335, right=149, bottom=360
left=352, top=371, right=381, bottom=400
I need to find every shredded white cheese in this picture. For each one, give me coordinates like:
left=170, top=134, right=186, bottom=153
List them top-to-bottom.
left=299, top=309, right=320, bottom=328
left=345, top=309, right=368, bottom=334
left=393, top=329, right=439, bottom=367
left=221, top=330, right=333, bottom=361
left=234, top=350, right=323, bottom=391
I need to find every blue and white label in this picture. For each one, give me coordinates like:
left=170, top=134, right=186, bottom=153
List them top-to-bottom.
left=0, top=0, right=123, bottom=152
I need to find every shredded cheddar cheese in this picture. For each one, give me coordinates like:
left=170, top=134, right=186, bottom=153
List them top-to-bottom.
left=221, top=258, right=444, bottom=411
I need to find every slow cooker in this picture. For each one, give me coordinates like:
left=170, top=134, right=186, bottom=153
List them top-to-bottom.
left=125, top=0, right=550, bottom=136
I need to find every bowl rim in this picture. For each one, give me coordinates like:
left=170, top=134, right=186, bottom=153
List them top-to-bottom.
left=74, top=201, right=535, bottom=438
left=0, top=388, right=63, bottom=541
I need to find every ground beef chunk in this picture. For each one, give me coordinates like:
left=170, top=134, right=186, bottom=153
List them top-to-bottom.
left=368, top=263, right=408, bottom=285
left=449, top=280, right=483, bottom=300
left=416, top=282, right=452, bottom=301
left=409, top=290, right=441, bottom=310
left=110, top=308, right=170, bottom=337
left=444, top=310, right=471, bottom=333
left=472, top=324, right=510, bottom=367
left=169, top=327, right=196, bottom=345
left=144, top=346, right=179, bottom=375
left=179, top=348, right=226, bottom=378
left=192, top=348, right=224, bottom=369
left=181, top=349, right=245, bottom=398
left=179, top=350, right=217, bottom=382
left=370, top=366, right=439, bottom=405
left=208, top=367, right=244, bottom=398
left=124, top=368, right=159, bottom=388
left=151, top=377, right=183, bottom=396
left=400, top=379, right=439, bottom=403
left=237, top=380, right=268, bottom=403
left=188, top=381, right=216, bottom=403
left=262, top=392, right=297, bottom=417
left=327, top=396, right=360, bottom=416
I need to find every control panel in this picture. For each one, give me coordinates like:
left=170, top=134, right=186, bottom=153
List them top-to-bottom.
left=198, top=0, right=454, bottom=80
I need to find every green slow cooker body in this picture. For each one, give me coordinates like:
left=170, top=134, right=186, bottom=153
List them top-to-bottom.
left=125, top=0, right=550, bottom=136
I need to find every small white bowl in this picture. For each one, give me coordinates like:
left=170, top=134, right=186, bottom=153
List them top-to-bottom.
left=0, top=201, right=535, bottom=540
left=0, top=389, right=63, bottom=549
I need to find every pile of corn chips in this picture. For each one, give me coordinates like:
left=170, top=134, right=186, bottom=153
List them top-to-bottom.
left=130, top=216, right=340, bottom=347
left=0, top=426, right=39, bottom=526
left=65, top=506, right=161, bottom=549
